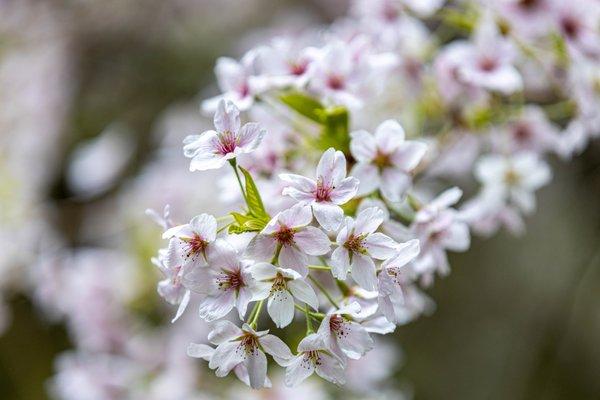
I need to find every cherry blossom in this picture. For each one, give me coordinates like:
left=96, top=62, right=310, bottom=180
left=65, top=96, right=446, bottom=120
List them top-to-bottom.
left=183, top=99, right=265, bottom=171
left=350, top=119, right=427, bottom=201
left=280, top=148, right=359, bottom=231
left=245, top=204, right=330, bottom=276
left=330, top=207, right=398, bottom=291
left=162, top=213, right=217, bottom=268
left=183, top=239, right=259, bottom=322
left=248, top=263, right=319, bottom=328
left=316, top=302, right=374, bottom=361
left=190, top=321, right=292, bottom=389
left=284, top=333, right=346, bottom=387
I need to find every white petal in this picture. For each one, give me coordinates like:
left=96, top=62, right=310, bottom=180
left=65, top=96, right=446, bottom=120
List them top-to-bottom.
left=213, top=99, right=241, bottom=133
left=375, top=119, right=405, bottom=149
left=237, top=122, right=265, bottom=153
left=350, top=130, right=377, bottom=162
left=391, top=140, right=427, bottom=172
left=316, top=148, right=346, bottom=186
left=190, top=153, right=228, bottom=171
left=351, top=163, right=380, bottom=197
left=380, top=168, right=411, bottom=203
left=279, top=173, right=317, bottom=200
left=329, top=177, right=360, bottom=204
left=312, top=202, right=344, bottom=231
left=278, top=204, right=313, bottom=228
left=354, top=207, right=384, bottom=235
left=190, top=214, right=218, bottom=242
left=441, top=222, right=470, bottom=251
left=294, top=226, right=331, bottom=255
left=364, top=232, right=398, bottom=260
left=245, top=234, right=277, bottom=262
left=208, top=239, right=238, bottom=268
left=382, top=239, right=420, bottom=268
left=278, top=245, right=308, bottom=275
left=330, top=246, right=350, bottom=280
left=351, top=254, right=377, bottom=291
left=248, top=262, right=277, bottom=281
left=288, top=279, right=319, bottom=310
left=236, top=287, right=253, bottom=320
left=171, top=289, right=190, bottom=323
left=267, top=289, right=295, bottom=328
left=198, top=290, right=236, bottom=322
left=207, top=320, right=243, bottom=345
left=336, top=321, right=374, bottom=359
left=260, top=334, right=293, bottom=365
left=187, top=343, right=215, bottom=361
left=245, top=349, right=268, bottom=389
left=315, top=352, right=346, bottom=385
left=284, top=355, right=314, bottom=387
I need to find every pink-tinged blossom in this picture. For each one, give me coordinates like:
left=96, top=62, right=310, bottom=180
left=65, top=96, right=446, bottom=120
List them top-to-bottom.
left=494, top=0, right=554, bottom=39
left=551, top=0, right=600, bottom=58
left=439, top=12, right=522, bottom=96
left=308, top=41, right=367, bottom=108
left=202, top=51, right=258, bottom=113
left=183, top=100, right=265, bottom=171
left=491, top=106, right=560, bottom=155
left=350, top=119, right=427, bottom=201
left=280, top=148, right=359, bottom=231
left=474, top=152, right=552, bottom=214
left=411, top=188, right=470, bottom=284
left=460, top=191, right=526, bottom=237
left=245, top=204, right=331, bottom=276
left=330, top=207, right=398, bottom=291
left=162, top=213, right=217, bottom=268
left=152, top=239, right=191, bottom=323
left=183, top=239, right=259, bottom=322
left=248, top=263, right=319, bottom=328
left=316, top=302, right=374, bottom=361
left=189, top=321, right=292, bottom=389
left=283, top=333, right=346, bottom=387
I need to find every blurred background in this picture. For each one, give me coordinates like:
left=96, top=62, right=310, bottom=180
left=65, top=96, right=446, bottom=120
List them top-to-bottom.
left=0, top=0, right=599, bottom=399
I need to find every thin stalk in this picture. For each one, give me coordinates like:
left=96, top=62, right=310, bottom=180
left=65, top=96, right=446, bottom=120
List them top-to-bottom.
left=228, top=159, right=246, bottom=202
left=307, top=265, right=331, bottom=271
left=308, top=275, right=340, bottom=309
left=248, top=300, right=264, bottom=329
left=304, top=306, right=314, bottom=334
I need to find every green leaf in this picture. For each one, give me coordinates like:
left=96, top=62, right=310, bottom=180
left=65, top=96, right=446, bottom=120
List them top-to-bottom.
left=279, top=91, right=325, bottom=123
left=314, top=106, right=350, bottom=154
left=238, top=167, right=269, bottom=220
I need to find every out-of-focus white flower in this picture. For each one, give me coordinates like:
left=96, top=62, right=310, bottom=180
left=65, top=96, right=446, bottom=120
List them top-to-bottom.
left=202, top=51, right=259, bottom=112
left=183, top=100, right=265, bottom=171
left=350, top=119, right=427, bottom=201
left=280, top=148, right=359, bottom=231
left=475, top=152, right=552, bottom=214
left=411, top=188, right=470, bottom=283
left=246, top=204, right=331, bottom=276
left=330, top=207, right=398, bottom=291
left=152, top=239, right=191, bottom=323
left=248, top=263, right=319, bottom=328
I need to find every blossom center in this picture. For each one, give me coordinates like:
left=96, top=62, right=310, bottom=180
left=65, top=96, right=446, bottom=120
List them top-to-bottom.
left=518, top=0, right=539, bottom=9
left=383, top=5, right=400, bottom=22
left=560, top=16, right=580, bottom=38
left=478, top=57, right=498, bottom=72
left=290, top=61, right=308, bottom=76
left=327, top=74, right=345, bottom=90
left=513, top=123, right=532, bottom=143
left=216, top=131, right=238, bottom=155
left=373, top=150, right=392, bottom=170
left=504, top=169, right=521, bottom=186
left=315, top=179, right=333, bottom=202
left=274, top=225, right=296, bottom=246
left=186, top=234, right=208, bottom=257
left=344, top=234, right=365, bottom=254
left=217, top=268, right=244, bottom=291
left=271, top=272, right=289, bottom=293
left=239, top=333, right=259, bottom=355
left=304, top=350, right=322, bottom=366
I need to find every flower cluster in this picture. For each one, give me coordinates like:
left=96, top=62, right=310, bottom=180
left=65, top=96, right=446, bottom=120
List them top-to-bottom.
left=149, top=0, right=599, bottom=391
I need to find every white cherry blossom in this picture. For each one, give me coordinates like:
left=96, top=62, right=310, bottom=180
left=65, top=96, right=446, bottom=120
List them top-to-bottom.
left=183, top=99, right=265, bottom=171
left=350, top=119, right=427, bottom=201
left=280, top=148, right=359, bottom=231
left=245, top=204, right=331, bottom=276
left=330, top=207, right=398, bottom=291
left=162, top=213, right=218, bottom=268
left=248, top=263, right=319, bottom=328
